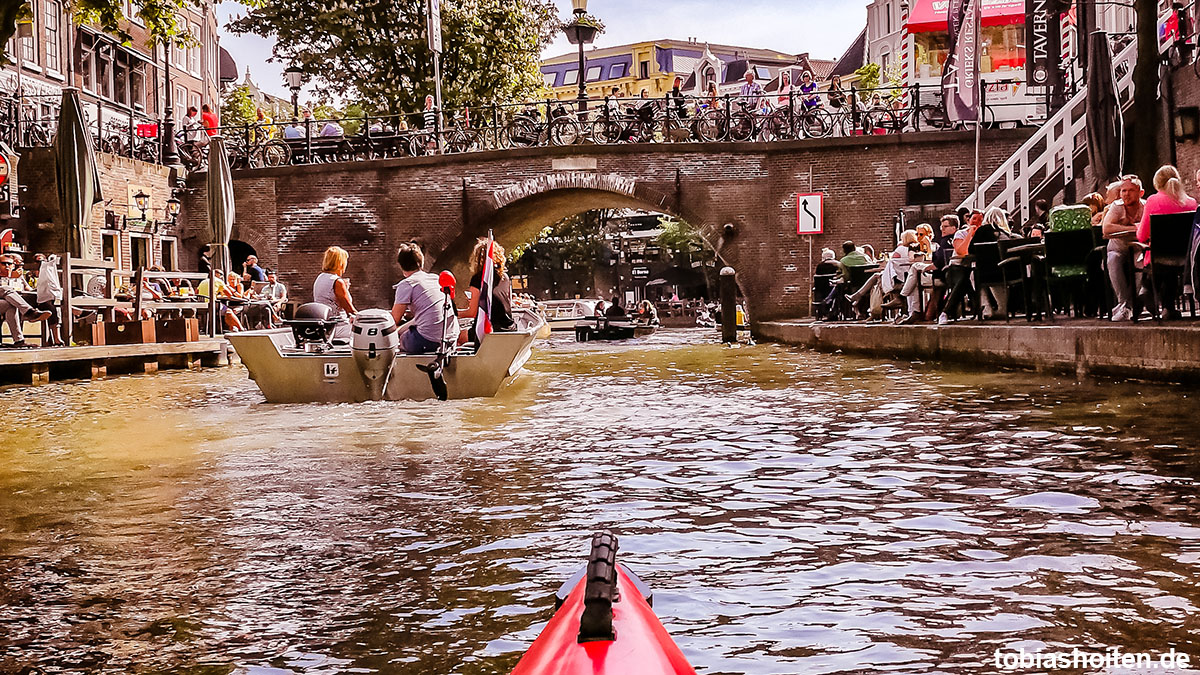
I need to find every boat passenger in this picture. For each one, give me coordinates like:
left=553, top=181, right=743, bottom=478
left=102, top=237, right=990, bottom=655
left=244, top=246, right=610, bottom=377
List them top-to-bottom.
left=458, top=238, right=514, bottom=343
left=391, top=243, right=460, bottom=354
left=313, top=246, right=358, bottom=339
left=604, top=296, right=626, bottom=319
left=594, top=299, right=606, bottom=317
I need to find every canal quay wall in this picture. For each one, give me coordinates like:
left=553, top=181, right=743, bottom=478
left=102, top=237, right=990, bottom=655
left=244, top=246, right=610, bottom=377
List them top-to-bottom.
left=183, top=129, right=1031, bottom=322
left=757, top=321, right=1200, bottom=383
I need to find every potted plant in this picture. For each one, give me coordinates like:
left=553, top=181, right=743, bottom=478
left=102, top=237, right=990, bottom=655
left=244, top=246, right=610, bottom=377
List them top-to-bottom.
left=564, top=14, right=604, bottom=45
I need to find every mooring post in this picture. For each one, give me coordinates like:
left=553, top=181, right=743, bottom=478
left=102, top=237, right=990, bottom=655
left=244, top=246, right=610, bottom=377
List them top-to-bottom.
left=720, top=266, right=737, bottom=344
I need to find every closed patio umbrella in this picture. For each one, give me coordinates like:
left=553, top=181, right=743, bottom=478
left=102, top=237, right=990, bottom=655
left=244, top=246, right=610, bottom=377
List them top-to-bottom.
left=1086, top=31, right=1123, bottom=190
left=53, top=88, right=103, bottom=258
left=207, top=135, right=236, bottom=274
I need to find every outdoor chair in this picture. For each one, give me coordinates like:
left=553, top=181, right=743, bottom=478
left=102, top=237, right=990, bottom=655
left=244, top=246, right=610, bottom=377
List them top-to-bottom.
left=1147, top=211, right=1198, bottom=319
left=1095, top=224, right=1150, bottom=323
left=1044, top=229, right=1093, bottom=317
left=998, top=237, right=1052, bottom=322
left=966, top=240, right=1004, bottom=320
left=838, top=264, right=878, bottom=321
left=812, top=273, right=836, bottom=318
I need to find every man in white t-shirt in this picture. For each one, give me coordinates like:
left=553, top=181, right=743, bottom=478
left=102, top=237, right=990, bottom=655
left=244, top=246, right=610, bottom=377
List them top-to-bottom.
left=391, top=243, right=459, bottom=354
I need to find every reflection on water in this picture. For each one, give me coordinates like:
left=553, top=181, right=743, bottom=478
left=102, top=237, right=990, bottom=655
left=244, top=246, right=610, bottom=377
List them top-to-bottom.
left=0, top=330, right=1198, bottom=674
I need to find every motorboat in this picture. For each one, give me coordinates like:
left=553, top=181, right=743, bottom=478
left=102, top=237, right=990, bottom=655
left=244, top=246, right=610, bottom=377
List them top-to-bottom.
left=539, top=299, right=599, bottom=331
left=227, top=303, right=544, bottom=403
left=574, top=315, right=658, bottom=342
left=509, top=532, right=696, bottom=675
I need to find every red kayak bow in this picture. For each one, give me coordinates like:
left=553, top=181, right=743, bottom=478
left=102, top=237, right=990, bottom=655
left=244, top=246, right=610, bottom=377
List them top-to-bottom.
left=510, top=532, right=697, bottom=675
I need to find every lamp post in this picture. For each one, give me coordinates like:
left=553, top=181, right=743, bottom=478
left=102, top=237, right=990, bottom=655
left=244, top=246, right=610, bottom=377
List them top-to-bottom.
left=564, top=0, right=598, bottom=113
left=161, top=39, right=179, bottom=166
left=285, top=66, right=303, bottom=119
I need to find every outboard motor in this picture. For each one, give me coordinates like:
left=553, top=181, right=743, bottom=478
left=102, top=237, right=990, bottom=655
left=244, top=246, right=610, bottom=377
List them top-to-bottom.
left=287, top=303, right=340, bottom=352
left=351, top=309, right=399, bottom=400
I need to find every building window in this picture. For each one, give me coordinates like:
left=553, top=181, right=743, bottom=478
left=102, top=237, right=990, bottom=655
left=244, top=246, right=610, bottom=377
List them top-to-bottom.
left=20, top=0, right=37, bottom=64
left=44, top=1, right=61, bottom=72
left=886, top=1, right=893, bottom=34
left=189, top=21, right=201, bottom=75
left=80, top=35, right=95, bottom=92
left=172, top=40, right=185, bottom=68
left=97, top=45, right=113, bottom=99
left=880, top=50, right=890, bottom=75
left=114, top=57, right=129, bottom=106
left=639, top=60, right=649, bottom=79
left=130, top=63, right=146, bottom=111
left=611, top=63, right=627, bottom=78
left=586, top=65, right=603, bottom=82
left=703, top=67, right=716, bottom=91
left=563, top=69, right=578, bottom=86
left=543, top=72, right=556, bottom=87
left=174, top=84, right=187, bottom=124
left=101, top=231, right=120, bottom=266
left=130, top=234, right=151, bottom=271
left=161, top=238, right=178, bottom=271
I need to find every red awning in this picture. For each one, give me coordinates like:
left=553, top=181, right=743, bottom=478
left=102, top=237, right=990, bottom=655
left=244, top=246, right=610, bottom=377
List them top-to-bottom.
left=906, top=0, right=1026, bottom=33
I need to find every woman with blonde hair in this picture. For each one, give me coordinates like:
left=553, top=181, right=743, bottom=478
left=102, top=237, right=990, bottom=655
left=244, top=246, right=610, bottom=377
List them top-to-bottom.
left=1137, top=165, right=1196, bottom=318
left=459, top=238, right=515, bottom=342
left=313, top=245, right=358, bottom=338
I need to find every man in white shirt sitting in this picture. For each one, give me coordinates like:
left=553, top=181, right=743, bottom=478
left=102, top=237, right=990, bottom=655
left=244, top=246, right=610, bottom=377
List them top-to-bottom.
left=391, top=243, right=459, bottom=355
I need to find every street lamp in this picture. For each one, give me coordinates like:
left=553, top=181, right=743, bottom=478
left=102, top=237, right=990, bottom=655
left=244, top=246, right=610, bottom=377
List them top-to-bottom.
left=564, top=0, right=599, bottom=113
left=161, top=39, right=179, bottom=166
left=284, top=66, right=303, bottom=119
left=133, top=190, right=150, bottom=220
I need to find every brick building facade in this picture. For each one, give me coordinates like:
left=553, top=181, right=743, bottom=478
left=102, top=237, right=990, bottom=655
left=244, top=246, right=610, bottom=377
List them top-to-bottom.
left=181, top=129, right=1030, bottom=321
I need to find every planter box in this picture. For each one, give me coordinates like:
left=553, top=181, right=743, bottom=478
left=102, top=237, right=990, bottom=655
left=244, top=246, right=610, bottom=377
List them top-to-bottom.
left=155, top=318, right=199, bottom=343
left=104, top=319, right=156, bottom=345
left=73, top=322, right=105, bottom=346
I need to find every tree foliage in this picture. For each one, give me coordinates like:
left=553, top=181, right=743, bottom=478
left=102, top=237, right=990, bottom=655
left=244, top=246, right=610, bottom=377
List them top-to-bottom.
left=1, top=0, right=215, bottom=65
left=228, top=0, right=561, bottom=115
left=854, top=63, right=881, bottom=92
left=221, top=85, right=257, bottom=129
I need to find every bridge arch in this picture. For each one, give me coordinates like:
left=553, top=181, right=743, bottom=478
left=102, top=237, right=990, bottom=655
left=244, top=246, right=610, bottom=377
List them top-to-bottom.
left=435, top=173, right=743, bottom=304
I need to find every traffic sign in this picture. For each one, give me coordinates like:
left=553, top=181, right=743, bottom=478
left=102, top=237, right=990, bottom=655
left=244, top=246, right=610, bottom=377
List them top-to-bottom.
left=797, top=192, right=824, bottom=235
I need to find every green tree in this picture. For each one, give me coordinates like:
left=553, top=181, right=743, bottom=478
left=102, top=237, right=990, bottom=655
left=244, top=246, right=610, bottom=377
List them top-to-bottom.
left=2, top=0, right=226, bottom=64
left=228, top=0, right=561, bottom=114
left=854, top=63, right=881, bottom=92
left=221, top=85, right=257, bottom=129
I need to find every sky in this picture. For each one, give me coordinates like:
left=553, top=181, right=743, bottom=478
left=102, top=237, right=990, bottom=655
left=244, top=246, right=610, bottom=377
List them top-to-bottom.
left=215, top=0, right=867, bottom=102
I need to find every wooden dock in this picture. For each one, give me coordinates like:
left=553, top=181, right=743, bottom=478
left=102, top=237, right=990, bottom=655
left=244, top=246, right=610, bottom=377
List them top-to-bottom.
left=0, top=340, right=231, bottom=386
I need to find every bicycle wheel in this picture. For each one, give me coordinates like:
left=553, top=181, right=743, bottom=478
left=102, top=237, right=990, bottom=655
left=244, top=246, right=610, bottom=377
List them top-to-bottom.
left=918, top=104, right=950, bottom=130
left=801, top=107, right=833, bottom=138
left=693, top=110, right=724, bottom=142
left=728, top=110, right=756, bottom=142
left=765, top=110, right=794, bottom=141
left=549, top=117, right=581, bottom=146
left=505, top=118, right=538, bottom=147
left=592, top=119, right=622, bottom=145
left=260, top=140, right=291, bottom=167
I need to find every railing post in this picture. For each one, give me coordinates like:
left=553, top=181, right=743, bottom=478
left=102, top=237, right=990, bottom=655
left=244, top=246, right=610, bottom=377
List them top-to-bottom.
left=913, top=83, right=921, bottom=132
left=851, top=87, right=859, bottom=133
left=789, top=90, right=797, bottom=139
left=723, top=94, right=731, bottom=141
left=492, top=104, right=499, bottom=149
left=128, top=111, right=135, bottom=157
left=305, top=118, right=313, bottom=164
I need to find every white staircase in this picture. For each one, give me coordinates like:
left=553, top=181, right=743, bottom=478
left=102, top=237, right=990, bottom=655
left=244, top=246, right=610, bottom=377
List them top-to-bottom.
left=961, top=10, right=1176, bottom=223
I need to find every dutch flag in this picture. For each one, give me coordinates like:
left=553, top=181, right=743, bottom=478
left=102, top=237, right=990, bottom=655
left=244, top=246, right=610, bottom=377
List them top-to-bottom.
left=476, top=232, right=495, bottom=338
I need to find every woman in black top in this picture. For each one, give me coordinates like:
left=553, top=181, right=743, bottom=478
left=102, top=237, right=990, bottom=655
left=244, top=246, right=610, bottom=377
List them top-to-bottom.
left=460, top=238, right=515, bottom=341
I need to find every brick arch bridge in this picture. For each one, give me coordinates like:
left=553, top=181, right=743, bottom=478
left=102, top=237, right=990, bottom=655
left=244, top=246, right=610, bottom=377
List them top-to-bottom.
left=180, top=130, right=1029, bottom=321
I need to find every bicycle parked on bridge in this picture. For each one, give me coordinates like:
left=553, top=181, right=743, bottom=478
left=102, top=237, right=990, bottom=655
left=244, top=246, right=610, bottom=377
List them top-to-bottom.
left=592, top=98, right=660, bottom=144
left=505, top=103, right=584, bottom=148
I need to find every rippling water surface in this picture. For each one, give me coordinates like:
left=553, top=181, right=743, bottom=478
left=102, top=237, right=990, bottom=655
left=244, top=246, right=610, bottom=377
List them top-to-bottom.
left=1, top=330, right=1198, bottom=674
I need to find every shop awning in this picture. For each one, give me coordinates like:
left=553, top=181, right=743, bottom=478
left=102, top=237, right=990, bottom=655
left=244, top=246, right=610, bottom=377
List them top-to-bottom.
left=906, top=0, right=1026, bottom=33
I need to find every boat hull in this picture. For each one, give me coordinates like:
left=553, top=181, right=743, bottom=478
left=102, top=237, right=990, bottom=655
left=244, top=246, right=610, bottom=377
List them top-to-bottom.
left=227, top=327, right=538, bottom=403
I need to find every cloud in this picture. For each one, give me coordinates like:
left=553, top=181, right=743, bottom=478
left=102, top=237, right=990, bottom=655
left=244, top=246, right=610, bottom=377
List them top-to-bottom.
left=218, top=0, right=867, bottom=101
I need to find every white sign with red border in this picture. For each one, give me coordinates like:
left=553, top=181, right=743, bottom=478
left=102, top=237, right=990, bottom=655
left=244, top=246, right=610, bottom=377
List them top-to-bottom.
left=796, top=192, right=824, bottom=235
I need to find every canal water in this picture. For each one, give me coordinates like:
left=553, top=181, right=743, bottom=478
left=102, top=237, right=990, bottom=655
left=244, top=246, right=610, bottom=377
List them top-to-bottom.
left=1, top=330, right=1197, bottom=674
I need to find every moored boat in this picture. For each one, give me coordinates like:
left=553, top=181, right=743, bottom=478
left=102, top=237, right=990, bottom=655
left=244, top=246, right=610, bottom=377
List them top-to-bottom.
left=540, top=299, right=599, bottom=331
left=227, top=304, right=543, bottom=403
left=509, top=532, right=696, bottom=675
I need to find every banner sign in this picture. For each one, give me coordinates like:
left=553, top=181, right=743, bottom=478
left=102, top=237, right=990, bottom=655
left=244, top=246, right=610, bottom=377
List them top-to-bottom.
left=942, top=0, right=981, bottom=123
left=1025, top=0, right=1061, bottom=89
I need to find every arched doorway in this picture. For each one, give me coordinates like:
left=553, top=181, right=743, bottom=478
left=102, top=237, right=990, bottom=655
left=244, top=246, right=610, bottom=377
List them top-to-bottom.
left=229, top=240, right=257, bottom=274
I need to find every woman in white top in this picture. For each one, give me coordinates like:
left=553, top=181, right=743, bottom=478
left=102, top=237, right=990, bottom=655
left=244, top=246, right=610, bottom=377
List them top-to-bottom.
left=313, top=246, right=358, bottom=338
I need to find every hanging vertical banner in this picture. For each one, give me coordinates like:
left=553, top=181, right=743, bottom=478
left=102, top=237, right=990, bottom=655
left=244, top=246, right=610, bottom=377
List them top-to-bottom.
left=941, top=0, right=981, bottom=123
left=1025, top=0, right=1062, bottom=89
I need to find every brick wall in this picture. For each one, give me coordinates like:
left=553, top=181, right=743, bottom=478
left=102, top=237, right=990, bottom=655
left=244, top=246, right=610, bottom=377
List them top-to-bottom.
left=182, top=129, right=1031, bottom=320
left=14, top=149, right=189, bottom=270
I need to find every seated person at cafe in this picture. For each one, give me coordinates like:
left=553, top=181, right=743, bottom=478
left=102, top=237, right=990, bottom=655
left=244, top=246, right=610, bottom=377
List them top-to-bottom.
left=1102, top=175, right=1148, bottom=322
left=818, top=241, right=870, bottom=319
left=391, top=243, right=459, bottom=354
left=0, top=254, right=52, bottom=347
left=243, top=255, right=267, bottom=283
left=197, top=270, right=244, bottom=332
left=258, top=270, right=288, bottom=316
left=604, top=296, right=627, bottom=319
left=635, top=300, right=658, bottom=324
